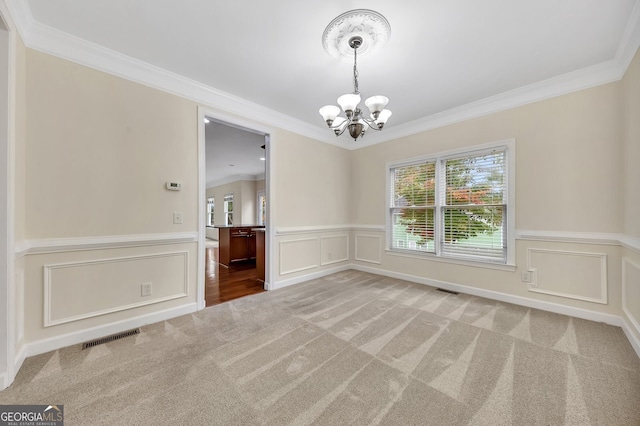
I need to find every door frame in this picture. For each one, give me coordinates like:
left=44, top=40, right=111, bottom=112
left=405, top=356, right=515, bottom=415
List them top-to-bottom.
left=0, top=3, right=17, bottom=390
left=196, top=107, right=275, bottom=309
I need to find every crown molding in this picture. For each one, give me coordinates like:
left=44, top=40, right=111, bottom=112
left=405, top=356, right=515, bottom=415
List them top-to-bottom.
left=3, top=0, right=337, bottom=146
left=5, top=0, right=640, bottom=151
left=347, top=1, right=640, bottom=149
left=356, top=59, right=625, bottom=148
left=206, top=173, right=264, bottom=189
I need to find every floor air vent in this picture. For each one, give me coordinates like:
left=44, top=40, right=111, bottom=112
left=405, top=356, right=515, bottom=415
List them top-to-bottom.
left=436, top=288, right=460, bottom=295
left=81, top=328, right=140, bottom=350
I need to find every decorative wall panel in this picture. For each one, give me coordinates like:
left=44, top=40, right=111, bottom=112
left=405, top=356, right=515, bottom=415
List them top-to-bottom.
left=355, top=234, right=382, bottom=264
left=320, top=235, right=349, bottom=266
left=279, top=238, right=320, bottom=275
left=526, top=248, right=607, bottom=304
left=44, top=251, right=189, bottom=326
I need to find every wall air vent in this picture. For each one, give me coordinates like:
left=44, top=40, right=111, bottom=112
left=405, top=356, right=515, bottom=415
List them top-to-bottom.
left=81, top=328, right=140, bottom=350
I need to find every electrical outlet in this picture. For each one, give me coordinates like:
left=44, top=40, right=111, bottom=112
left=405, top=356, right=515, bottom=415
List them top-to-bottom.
left=173, top=212, right=183, bottom=224
left=521, top=270, right=533, bottom=283
left=141, top=282, right=152, bottom=297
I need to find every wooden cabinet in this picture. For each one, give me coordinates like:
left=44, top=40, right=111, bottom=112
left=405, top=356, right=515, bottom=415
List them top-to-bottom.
left=217, top=226, right=264, bottom=267
left=255, top=229, right=265, bottom=282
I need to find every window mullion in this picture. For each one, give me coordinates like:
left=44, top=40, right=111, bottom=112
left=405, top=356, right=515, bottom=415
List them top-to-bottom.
left=435, top=158, right=444, bottom=257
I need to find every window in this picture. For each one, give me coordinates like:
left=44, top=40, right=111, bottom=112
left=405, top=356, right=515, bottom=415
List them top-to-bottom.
left=388, top=141, right=513, bottom=265
left=257, top=190, right=266, bottom=226
left=224, top=193, right=233, bottom=226
left=206, top=197, right=215, bottom=226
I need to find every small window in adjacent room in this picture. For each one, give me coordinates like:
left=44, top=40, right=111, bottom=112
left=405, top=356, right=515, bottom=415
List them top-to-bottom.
left=388, top=140, right=514, bottom=265
left=257, top=190, right=266, bottom=226
left=224, top=193, right=233, bottom=226
left=206, top=197, right=214, bottom=227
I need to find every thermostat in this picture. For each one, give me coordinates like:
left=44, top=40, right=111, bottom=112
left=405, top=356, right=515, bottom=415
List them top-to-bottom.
left=166, top=182, right=182, bottom=191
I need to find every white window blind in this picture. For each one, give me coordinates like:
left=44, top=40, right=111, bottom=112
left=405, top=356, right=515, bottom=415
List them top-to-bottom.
left=388, top=144, right=510, bottom=265
left=441, top=150, right=506, bottom=263
left=390, top=162, right=436, bottom=253
left=224, top=193, right=233, bottom=226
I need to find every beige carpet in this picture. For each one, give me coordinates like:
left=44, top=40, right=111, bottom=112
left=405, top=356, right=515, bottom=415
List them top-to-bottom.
left=1, top=270, right=639, bottom=425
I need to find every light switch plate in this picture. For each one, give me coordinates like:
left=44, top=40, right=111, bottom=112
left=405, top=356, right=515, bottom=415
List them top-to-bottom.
left=173, top=212, right=183, bottom=224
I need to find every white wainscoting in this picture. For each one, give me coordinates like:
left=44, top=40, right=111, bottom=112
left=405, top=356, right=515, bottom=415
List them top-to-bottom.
left=277, top=227, right=351, bottom=276
left=355, top=234, right=383, bottom=264
left=320, top=235, right=349, bottom=266
left=279, top=238, right=320, bottom=275
left=526, top=248, right=608, bottom=304
left=44, top=251, right=189, bottom=327
left=622, top=257, right=640, bottom=336
left=15, top=269, right=24, bottom=343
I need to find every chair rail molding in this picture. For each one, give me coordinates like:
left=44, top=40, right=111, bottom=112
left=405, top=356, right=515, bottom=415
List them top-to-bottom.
left=15, top=232, right=198, bottom=256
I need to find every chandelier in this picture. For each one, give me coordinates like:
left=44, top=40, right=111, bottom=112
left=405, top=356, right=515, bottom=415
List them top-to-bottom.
left=319, top=10, right=392, bottom=141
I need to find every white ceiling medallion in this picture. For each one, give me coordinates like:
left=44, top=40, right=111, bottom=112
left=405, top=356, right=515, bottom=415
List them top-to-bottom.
left=322, top=9, right=391, bottom=61
left=319, top=10, right=393, bottom=140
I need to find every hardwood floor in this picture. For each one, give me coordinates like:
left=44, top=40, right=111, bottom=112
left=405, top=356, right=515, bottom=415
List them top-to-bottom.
left=205, top=246, right=266, bottom=307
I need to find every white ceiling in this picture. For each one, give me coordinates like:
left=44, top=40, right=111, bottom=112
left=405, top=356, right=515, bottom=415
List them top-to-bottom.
left=7, top=0, right=640, bottom=151
left=204, top=120, right=266, bottom=186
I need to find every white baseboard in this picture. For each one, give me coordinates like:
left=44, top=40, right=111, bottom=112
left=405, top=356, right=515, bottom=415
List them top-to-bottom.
left=272, top=263, right=624, bottom=328
left=351, top=264, right=623, bottom=327
left=271, top=265, right=352, bottom=290
left=24, top=303, right=198, bottom=358
left=622, top=318, right=640, bottom=358
left=0, top=343, right=26, bottom=391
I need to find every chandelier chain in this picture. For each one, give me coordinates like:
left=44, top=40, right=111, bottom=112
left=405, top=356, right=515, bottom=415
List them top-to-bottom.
left=319, top=11, right=392, bottom=141
left=353, top=44, right=359, bottom=94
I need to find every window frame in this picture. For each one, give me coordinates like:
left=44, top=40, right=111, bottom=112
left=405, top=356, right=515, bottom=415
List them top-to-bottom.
left=386, top=139, right=515, bottom=267
left=256, top=189, right=266, bottom=226
left=223, top=193, right=233, bottom=226
left=206, top=197, right=215, bottom=227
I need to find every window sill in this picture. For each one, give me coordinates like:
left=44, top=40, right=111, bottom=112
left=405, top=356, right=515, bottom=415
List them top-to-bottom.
left=384, top=249, right=517, bottom=272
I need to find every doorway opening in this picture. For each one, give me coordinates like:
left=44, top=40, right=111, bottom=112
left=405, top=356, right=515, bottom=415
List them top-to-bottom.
left=202, top=115, right=269, bottom=307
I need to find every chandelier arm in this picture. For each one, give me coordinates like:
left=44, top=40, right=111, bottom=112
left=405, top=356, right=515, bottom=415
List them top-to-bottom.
left=361, top=117, right=383, bottom=131
left=327, top=118, right=351, bottom=134
left=334, top=125, right=350, bottom=137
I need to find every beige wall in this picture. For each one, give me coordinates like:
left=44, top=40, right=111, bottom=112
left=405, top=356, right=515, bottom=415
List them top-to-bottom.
left=13, top=31, right=26, bottom=357
left=14, top=33, right=25, bottom=243
left=13, top=40, right=640, bottom=358
left=18, top=48, right=353, bottom=348
left=621, top=48, right=640, bottom=344
left=623, top=48, right=640, bottom=239
left=25, top=50, right=199, bottom=238
left=20, top=51, right=200, bottom=345
left=350, top=75, right=625, bottom=317
left=352, top=83, right=623, bottom=232
left=270, top=132, right=352, bottom=284
left=273, top=132, right=351, bottom=227
left=205, top=178, right=259, bottom=240
left=205, top=179, right=258, bottom=227
left=240, top=179, right=257, bottom=225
